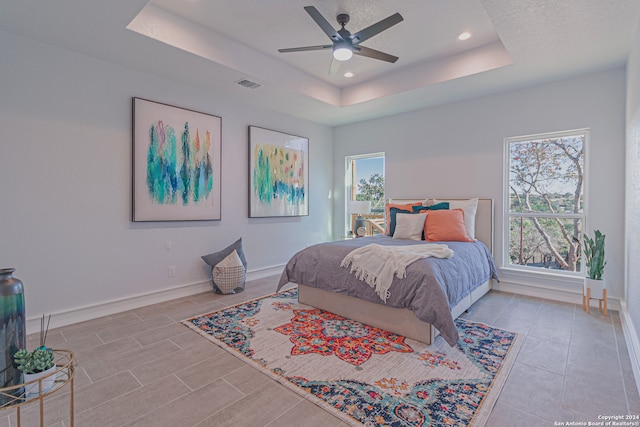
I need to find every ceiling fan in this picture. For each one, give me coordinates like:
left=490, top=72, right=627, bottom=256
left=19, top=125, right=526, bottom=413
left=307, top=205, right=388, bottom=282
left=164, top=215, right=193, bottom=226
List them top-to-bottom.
left=278, top=6, right=404, bottom=75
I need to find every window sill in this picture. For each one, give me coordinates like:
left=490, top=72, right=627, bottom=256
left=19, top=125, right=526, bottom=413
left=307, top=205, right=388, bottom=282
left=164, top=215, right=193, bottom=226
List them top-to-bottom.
left=498, top=266, right=583, bottom=288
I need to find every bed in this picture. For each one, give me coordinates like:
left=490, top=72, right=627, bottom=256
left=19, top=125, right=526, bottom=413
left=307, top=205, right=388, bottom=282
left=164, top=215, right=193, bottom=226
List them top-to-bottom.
left=277, top=198, right=497, bottom=346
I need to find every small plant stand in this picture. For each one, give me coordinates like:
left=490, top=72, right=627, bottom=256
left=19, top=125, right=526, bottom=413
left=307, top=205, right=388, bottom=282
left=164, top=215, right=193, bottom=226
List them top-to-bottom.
left=582, top=286, right=608, bottom=317
left=0, top=349, right=75, bottom=426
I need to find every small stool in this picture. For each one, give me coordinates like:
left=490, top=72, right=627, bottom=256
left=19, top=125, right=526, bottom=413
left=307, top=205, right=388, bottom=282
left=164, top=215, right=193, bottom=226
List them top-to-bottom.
left=582, top=287, right=607, bottom=317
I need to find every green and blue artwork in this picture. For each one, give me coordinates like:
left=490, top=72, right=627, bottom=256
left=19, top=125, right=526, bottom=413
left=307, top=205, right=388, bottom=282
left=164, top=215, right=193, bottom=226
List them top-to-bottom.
left=132, top=98, right=221, bottom=221
left=146, top=120, right=213, bottom=205
left=249, top=126, right=308, bottom=217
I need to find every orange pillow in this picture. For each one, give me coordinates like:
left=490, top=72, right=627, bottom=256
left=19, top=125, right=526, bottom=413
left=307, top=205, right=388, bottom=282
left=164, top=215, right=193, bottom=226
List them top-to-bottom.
left=385, top=202, right=423, bottom=235
left=425, top=209, right=475, bottom=242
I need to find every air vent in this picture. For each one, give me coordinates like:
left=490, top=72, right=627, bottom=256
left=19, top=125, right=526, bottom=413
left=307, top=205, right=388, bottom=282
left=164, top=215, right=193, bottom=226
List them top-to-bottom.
left=235, top=79, right=261, bottom=89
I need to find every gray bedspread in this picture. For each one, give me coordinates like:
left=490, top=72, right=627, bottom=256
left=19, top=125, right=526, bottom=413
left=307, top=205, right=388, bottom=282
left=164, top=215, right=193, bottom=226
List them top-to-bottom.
left=277, top=235, right=498, bottom=346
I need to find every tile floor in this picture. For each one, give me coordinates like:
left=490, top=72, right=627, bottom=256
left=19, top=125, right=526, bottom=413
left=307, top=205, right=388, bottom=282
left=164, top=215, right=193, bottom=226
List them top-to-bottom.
left=1, top=275, right=638, bottom=426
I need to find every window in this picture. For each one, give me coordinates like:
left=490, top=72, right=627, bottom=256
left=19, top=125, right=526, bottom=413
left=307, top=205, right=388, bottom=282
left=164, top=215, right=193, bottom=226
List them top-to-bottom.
left=504, top=129, right=587, bottom=275
left=345, top=153, right=385, bottom=237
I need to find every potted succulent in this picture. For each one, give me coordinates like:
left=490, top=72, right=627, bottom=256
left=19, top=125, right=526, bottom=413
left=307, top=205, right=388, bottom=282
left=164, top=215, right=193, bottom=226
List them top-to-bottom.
left=583, top=229, right=607, bottom=310
left=13, top=315, right=56, bottom=395
left=14, top=347, right=56, bottom=395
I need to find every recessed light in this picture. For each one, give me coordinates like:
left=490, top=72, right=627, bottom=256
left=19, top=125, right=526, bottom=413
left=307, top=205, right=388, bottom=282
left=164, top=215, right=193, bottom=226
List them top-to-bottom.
left=458, top=32, right=471, bottom=41
left=344, top=72, right=354, bottom=78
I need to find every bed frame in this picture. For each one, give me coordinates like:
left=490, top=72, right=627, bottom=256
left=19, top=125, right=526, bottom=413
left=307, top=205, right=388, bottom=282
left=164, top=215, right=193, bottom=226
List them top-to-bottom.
left=298, top=198, right=494, bottom=344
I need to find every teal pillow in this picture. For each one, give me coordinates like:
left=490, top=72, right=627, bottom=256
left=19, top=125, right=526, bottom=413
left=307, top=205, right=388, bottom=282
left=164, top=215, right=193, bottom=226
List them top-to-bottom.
left=411, top=202, right=449, bottom=212
left=389, top=203, right=450, bottom=236
left=388, top=207, right=412, bottom=236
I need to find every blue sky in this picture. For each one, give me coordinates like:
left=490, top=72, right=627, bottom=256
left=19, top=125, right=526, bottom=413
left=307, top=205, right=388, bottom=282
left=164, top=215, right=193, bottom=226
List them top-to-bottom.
left=355, top=157, right=384, bottom=183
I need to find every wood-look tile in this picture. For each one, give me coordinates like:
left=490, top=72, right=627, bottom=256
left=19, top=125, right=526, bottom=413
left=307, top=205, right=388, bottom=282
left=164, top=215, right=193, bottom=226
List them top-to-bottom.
left=6, top=276, right=635, bottom=426
left=184, top=291, right=227, bottom=305
left=460, top=294, right=509, bottom=323
left=502, top=297, right=542, bottom=321
left=125, top=299, right=195, bottom=321
left=537, top=299, right=576, bottom=323
left=165, top=300, right=228, bottom=322
left=58, top=313, right=142, bottom=340
left=97, top=314, right=175, bottom=343
left=491, top=314, right=535, bottom=335
left=528, top=318, right=573, bottom=345
left=132, top=323, right=186, bottom=347
left=169, top=329, right=215, bottom=350
left=27, top=331, right=66, bottom=350
left=58, top=332, right=105, bottom=353
left=517, top=335, right=569, bottom=375
left=74, top=336, right=140, bottom=366
left=567, top=336, right=623, bottom=381
left=82, top=339, right=180, bottom=383
left=129, top=340, right=222, bottom=386
left=173, top=349, right=245, bottom=391
left=497, top=362, right=563, bottom=421
left=561, top=363, right=629, bottom=418
left=222, top=364, right=273, bottom=395
left=9, top=371, right=140, bottom=426
left=73, top=371, right=143, bottom=415
left=74, top=374, right=190, bottom=427
left=123, top=379, right=244, bottom=427
left=195, top=381, right=301, bottom=426
left=11, top=394, right=77, bottom=427
left=267, top=398, right=345, bottom=427
left=485, top=401, right=550, bottom=427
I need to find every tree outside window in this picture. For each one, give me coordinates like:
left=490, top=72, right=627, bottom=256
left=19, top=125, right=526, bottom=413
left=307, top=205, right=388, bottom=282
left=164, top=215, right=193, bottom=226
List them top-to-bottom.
left=505, top=129, right=587, bottom=274
left=356, top=172, right=385, bottom=211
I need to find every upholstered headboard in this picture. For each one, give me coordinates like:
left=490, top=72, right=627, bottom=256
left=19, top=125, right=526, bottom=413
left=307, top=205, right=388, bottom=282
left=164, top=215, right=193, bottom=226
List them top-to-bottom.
left=387, top=198, right=494, bottom=254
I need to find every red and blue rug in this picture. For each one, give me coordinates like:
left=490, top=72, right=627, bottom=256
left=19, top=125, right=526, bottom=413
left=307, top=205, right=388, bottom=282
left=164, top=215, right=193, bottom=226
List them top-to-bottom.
left=183, top=288, right=521, bottom=427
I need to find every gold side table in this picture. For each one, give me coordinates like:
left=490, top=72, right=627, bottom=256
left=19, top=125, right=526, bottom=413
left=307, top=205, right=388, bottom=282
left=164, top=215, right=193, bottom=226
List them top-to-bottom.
left=0, top=349, right=76, bottom=426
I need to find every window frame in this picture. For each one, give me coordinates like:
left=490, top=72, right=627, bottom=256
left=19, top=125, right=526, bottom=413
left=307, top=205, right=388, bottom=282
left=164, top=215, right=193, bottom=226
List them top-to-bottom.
left=502, top=128, right=589, bottom=278
left=345, top=152, right=385, bottom=236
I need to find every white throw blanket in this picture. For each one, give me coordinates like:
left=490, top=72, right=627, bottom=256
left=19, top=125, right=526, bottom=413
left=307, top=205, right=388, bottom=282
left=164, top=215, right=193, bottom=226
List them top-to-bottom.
left=340, top=243, right=454, bottom=302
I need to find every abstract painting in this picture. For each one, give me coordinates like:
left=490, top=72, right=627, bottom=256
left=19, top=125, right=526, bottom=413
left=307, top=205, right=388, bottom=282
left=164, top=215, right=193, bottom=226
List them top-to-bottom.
left=132, top=98, right=221, bottom=221
left=249, top=126, right=309, bottom=217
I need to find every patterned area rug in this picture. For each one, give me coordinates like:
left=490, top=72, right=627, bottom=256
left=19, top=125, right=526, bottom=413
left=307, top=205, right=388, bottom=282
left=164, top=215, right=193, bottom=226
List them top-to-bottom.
left=182, top=288, right=522, bottom=427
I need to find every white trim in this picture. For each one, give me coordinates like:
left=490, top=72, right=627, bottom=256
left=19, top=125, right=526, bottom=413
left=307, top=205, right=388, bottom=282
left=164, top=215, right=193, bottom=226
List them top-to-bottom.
left=502, top=128, right=589, bottom=275
left=344, top=152, right=385, bottom=236
left=25, top=264, right=285, bottom=335
left=500, top=266, right=585, bottom=284
left=492, top=278, right=621, bottom=311
left=620, top=299, right=640, bottom=396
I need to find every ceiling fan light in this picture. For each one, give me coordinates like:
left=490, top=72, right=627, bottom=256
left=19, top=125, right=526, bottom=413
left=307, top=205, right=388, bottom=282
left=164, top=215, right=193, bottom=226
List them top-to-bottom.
left=333, top=47, right=353, bottom=61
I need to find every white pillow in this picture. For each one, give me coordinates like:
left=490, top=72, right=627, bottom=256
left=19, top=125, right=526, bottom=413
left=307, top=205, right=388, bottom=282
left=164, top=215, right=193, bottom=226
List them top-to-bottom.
left=432, top=198, right=478, bottom=239
left=393, top=213, right=428, bottom=240
left=214, top=249, right=243, bottom=269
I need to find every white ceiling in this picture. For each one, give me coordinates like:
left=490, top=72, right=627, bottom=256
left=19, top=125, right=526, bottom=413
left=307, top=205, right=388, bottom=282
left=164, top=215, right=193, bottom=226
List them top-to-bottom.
left=1, top=0, right=639, bottom=126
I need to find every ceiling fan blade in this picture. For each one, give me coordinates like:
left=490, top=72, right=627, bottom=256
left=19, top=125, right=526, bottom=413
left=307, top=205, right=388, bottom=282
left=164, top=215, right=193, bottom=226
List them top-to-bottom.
left=304, top=6, right=342, bottom=42
left=350, top=13, right=403, bottom=45
left=278, top=45, right=332, bottom=53
left=353, top=46, right=399, bottom=63
left=328, top=57, right=342, bottom=75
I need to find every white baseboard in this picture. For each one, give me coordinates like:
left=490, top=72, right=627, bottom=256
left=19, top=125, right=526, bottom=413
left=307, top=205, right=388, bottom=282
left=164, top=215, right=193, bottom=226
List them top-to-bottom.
left=26, top=264, right=285, bottom=335
left=492, top=279, right=621, bottom=311
left=620, top=300, right=640, bottom=396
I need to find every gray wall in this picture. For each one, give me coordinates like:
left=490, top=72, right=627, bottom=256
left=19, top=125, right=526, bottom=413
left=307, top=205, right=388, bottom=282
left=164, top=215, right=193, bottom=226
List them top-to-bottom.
left=626, top=20, right=640, bottom=370
left=0, top=30, right=333, bottom=322
left=334, top=69, right=626, bottom=302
